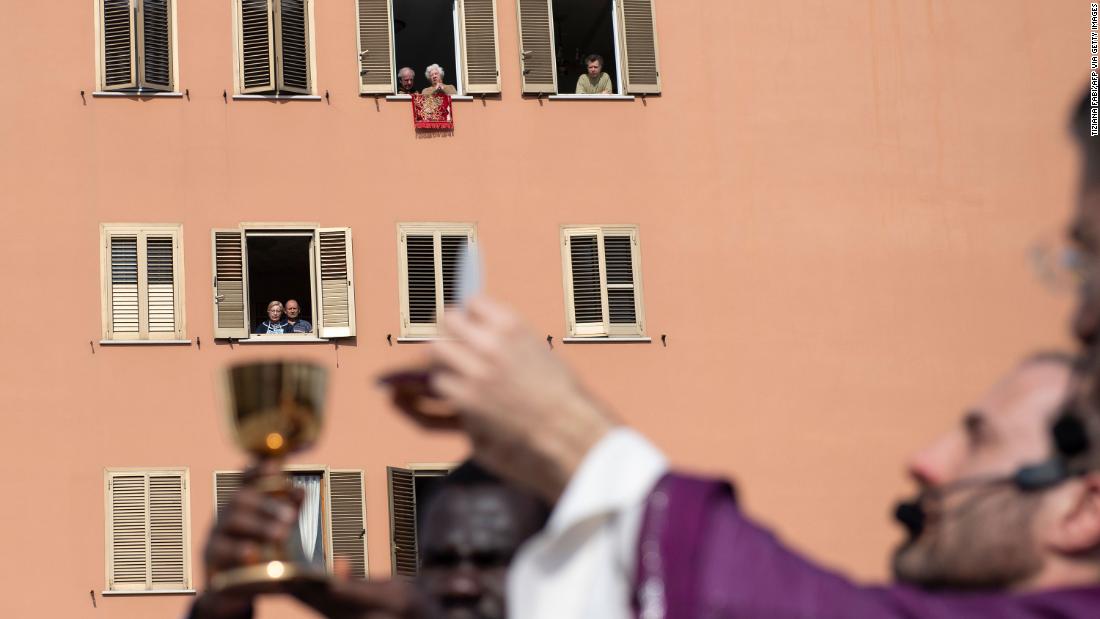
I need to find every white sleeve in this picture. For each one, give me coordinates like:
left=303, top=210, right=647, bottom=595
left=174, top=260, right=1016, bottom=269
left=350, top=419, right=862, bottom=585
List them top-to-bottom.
left=507, top=427, right=669, bottom=619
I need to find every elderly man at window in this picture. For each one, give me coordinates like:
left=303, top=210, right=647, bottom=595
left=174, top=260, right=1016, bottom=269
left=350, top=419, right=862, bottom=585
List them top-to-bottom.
left=575, top=54, right=613, bottom=95
left=421, top=64, right=457, bottom=96
left=397, top=67, right=416, bottom=95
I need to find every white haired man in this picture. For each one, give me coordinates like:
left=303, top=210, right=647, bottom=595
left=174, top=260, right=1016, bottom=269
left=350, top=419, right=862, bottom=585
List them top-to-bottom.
left=422, top=64, right=457, bottom=96
left=397, top=67, right=416, bottom=95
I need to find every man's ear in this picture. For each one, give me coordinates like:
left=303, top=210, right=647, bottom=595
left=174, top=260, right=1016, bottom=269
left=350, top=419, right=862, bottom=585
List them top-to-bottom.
left=1048, top=472, right=1100, bottom=555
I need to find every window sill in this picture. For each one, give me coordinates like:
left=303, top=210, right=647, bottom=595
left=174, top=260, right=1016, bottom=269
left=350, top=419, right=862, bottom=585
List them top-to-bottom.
left=92, top=91, right=184, bottom=98
left=232, top=94, right=323, bottom=101
left=382, top=94, right=474, bottom=102
left=547, top=94, right=635, bottom=101
left=395, top=336, right=443, bottom=343
left=562, top=336, right=652, bottom=343
left=235, top=337, right=330, bottom=344
left=98, top=339, right=192, bottom=346
left=101, top=589, right=197, bottom=597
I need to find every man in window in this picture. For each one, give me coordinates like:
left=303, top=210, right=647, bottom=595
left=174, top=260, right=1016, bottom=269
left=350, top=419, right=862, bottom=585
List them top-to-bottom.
left=575, top=54, right=613, bottom=95
left=422, top=64, right=457, bottom=96
left=398, top=67, right=417, bottom=95
left=285, top=299, right=312, bottom=334
left=255, top=300, right=289, bottom=334
left=189, top=461, right=549, bottom=619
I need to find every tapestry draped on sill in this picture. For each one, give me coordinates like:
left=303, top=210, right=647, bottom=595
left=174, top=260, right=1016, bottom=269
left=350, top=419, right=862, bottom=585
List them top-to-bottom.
left=411, top=93, right=454, bottom=130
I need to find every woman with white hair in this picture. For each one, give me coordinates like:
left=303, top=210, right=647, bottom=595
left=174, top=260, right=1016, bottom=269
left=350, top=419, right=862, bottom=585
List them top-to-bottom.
left=421, top=64, right=457, bottom=95
left=255, top=300, right=290, bottom=334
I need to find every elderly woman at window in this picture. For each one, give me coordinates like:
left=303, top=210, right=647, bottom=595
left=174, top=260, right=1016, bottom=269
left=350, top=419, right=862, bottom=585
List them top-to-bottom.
left=421, top=64, right=457, bottom=95
left=255, top=300, right=290, bottom=334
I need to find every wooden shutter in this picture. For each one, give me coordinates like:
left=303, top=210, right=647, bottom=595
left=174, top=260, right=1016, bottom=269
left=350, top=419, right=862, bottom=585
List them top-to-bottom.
left=100, top=0, right=137, bottom=90
left=137, top=0, right=173, bottom=90
left=237, top=0, right=276, bottom=93
left=275, top=0, right=312, bottom=94
left=356, top=0, right=395, bottom=94
left=458, top=0, right=501, bottom=94
left=516, top=0, right=556, bottom=94
left=616, top=0, right=661, bottom=94
left=398, top=225, right=476, bottom=337
left=316, top=228, right=356, bottom=338
left=563, top=228, right=609, bottom=337
left=212, top=229, right=249, bottom=339
left=603, top=230, right=644, bottom=335
left=440, top=234, right=470, bottom=309
left=109, top=235, right=141, bottom=339
left=146, top=235, right=178, bottom=335
left=387, top=467, right=418, bottom=578
left=106, top=470, right=189, bottom=592
left=330, top=470, right=368, bottom=579
left=213, top=471, right=245, bottom=521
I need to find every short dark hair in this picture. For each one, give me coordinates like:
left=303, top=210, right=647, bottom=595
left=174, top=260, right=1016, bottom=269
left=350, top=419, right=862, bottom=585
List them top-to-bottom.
left=585, top=54, right=604, bottom=67
left=1071, top=87, right=1100, bottom=187
left=424, top=460, right=552, bottom=526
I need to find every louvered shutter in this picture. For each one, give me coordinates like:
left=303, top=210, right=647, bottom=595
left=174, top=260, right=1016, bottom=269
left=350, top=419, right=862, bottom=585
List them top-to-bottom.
left=101, top=0, right=137, bottom=90
left=137, top=0, right=173, bottom=90
left=237, top=0, right=277, bottom=93
left=275, top=0, right=312, bottom=94
left=356, top=0, right=395, bottom=94
left=458, top=0, right=501, bottom=94
left=516, top=0, right=557, bottom=94
left=616, top=0, right=661, bottom=94
left=316, top=228, right=356, bottom=338
left=563, top=228, right=609, bottom=337
left=212, top=229, right=250, bottom=339
left=603, top=230, right=644, bottom=335
left=400, top=233, right=438, bottom=337
left=440, top=234, right=470, bottom=309
left=109, top=235, right=141, bottom=339
left=146, top=235, right=179, bottom=336
left=387, top=467, right=418, bottom=578
left=106, top=470, right=190, bottom=591
left=330, top=470, right=368, bottom=579
left=214, top=471, right=245, bottom=521
left=149, top=473, right=188, bottom=587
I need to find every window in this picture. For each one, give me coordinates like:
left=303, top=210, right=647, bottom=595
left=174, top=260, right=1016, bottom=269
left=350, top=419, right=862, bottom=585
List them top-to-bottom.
left=95, top=0, right=178, bottom=92
left=233, top=0, right=316, bottom=95
left=355, top=0, right=501, bottom=95
left=516, top=0, right=660, bottom=95
left=396, top=223, right=477, bottom=338
left=100, top=224, right=186, bottom=342
left=211, top=225, right=356, bottom=339
left=560, top=225, right=646, bottom=337
left=387, top=465, right=452, bottom=577
left=104, top=468, right=191, bottom=592
left=214, top=469, right=368, bottom=578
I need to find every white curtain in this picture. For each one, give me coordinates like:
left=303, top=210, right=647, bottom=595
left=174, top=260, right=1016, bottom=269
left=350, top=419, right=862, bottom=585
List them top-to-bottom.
left=292, top=474, right=322, bottom=563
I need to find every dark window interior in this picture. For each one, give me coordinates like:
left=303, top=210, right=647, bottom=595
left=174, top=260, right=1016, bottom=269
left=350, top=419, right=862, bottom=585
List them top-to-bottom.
left=393, top=0, right=458, bottom=93
left=552, top=0, right=618, bottom=94
left=247, top=235, right=314, bottom=331
left=414, top=472, right=448, bottom=529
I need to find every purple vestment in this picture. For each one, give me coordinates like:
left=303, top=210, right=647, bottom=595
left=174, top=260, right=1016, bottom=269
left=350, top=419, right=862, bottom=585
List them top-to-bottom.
left=633, top=474, right=1100, bottom=618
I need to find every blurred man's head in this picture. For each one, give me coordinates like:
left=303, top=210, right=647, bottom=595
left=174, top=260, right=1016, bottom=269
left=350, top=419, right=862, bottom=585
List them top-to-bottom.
left=398, top=67, right=415, bottom=93
left=892, top=354, right=1100, bottom=592
left=417, top=461, right=550, bottom=619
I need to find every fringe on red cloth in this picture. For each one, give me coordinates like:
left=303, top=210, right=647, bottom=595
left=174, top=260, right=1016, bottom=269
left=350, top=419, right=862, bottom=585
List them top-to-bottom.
left=411, top=93, right=454, bottom=130
left=414, top=121, right=453, bottom=130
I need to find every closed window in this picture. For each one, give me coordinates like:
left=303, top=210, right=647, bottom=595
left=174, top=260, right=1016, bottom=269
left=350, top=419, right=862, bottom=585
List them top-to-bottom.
left=95, top=0, right=178, bottom=92
left=233, top=0, right=316, bottom=95
left=356, top=0, right=501, bottom=95
left=516, top=0, right=660, bottom=95
left=396, top=223, right=477, bottom=338
left=100, top=224, right=186, bottom=342
left=560, top=225, right=646, bottom=337
left=211, top=226, right=356, bottom=339
left=387, top=465, right=452, bottom=577
left=104, top=468, right=191, bottom=592
left=214, top=469, right=368, bottom=578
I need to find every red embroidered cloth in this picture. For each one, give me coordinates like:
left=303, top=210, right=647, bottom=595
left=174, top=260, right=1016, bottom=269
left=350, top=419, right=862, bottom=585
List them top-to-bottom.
left=411, top=93, right=454, bottom=130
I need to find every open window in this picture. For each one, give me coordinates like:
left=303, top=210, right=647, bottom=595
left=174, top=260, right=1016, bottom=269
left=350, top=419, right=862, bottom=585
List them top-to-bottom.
left=95, top=0, right=179, bottom=92
left=233, top=0, right=316, bottom=95
left=355, top=0, right=501, bottom=95
left=516, top=0, right=660, bottom=95
left=396, top=223, right=477, bottom=338
left=211, top=225, right=355, bottom=340
left=560, top=225, right=646, bottom=337
left=387, top=465, right=453, bottom=578
left=214, top=468, right=368, bottom=578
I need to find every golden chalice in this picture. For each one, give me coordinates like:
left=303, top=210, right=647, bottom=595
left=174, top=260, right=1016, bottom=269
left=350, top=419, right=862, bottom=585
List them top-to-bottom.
left=211, top=360, right=329, bottom=593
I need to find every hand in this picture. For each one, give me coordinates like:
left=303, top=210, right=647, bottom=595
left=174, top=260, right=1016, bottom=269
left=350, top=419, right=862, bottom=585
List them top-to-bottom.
left=427, top=296, right=616, bottom=502
left=191, top=460, right=302, bottom=619
left=293, top=572, right=442, bottom=619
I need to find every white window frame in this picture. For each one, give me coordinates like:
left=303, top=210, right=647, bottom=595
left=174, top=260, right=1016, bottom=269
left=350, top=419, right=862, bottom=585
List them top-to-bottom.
left=93, top=0, right=182, bottom=94
left=229, top=0, right=320, bottom=97
left=396, top=222, right=478, bottom=339
left=99, top=223, right=187, bottom=343
left=560, top=224, right=646, bottom=338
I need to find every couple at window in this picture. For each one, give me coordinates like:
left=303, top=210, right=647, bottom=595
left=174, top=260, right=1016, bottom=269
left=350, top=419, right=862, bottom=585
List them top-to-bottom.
left=397, top=64, right=457, bottom=96
left=256, top=299, right=312, bottom=334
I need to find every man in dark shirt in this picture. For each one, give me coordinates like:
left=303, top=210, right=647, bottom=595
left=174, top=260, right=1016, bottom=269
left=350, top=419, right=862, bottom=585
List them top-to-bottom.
left=285, top=299, right=312, bottom=334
